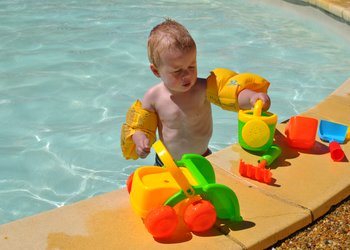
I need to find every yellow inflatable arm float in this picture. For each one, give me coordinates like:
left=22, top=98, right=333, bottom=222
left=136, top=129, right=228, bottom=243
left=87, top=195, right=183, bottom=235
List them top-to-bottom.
left=207, top=68, right=270, bottom=111
left=121, top=100, right=157, bottom=160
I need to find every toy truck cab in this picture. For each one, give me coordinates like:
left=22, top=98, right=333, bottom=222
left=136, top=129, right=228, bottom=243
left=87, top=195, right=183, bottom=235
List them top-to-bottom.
left=129, top=164, right=199, bottom=219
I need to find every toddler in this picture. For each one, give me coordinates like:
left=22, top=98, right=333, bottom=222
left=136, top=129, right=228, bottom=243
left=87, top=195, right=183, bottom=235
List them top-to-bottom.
left=121, top=18, right=270, bottom=165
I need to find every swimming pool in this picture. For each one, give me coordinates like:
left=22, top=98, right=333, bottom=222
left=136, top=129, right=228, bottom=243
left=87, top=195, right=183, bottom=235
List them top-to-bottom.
left=1, top=0, right=350, bottom=225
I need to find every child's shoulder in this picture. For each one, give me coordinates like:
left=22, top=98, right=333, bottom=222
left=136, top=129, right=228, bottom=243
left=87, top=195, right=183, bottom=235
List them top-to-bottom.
left=141, top=83, right=164, bottom=110
left=144, top=83, right=163, bottom=98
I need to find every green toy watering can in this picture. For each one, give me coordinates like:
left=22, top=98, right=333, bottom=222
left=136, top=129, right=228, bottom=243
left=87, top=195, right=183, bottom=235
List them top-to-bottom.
left=238, top=100, right=278, bottom=152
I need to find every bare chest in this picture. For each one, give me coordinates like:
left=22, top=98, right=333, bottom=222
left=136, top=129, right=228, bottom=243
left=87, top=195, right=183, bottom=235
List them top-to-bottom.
left=157, top=96, right=210, bottom=129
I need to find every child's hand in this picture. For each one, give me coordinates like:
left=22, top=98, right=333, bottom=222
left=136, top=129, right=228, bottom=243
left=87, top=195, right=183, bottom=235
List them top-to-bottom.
left=238, top=89, right=271, bottom=111
left=250, top=92, right=271, bottom=111
left=132, top=131, right=151, bottom=159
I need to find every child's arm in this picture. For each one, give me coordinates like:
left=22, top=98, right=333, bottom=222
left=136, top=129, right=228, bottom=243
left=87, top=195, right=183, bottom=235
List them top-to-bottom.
left=206, top=68, right=270, bottom=111
left=120, top=100, right=157, bottom=160
left=132, top=131, right=151, bottom=159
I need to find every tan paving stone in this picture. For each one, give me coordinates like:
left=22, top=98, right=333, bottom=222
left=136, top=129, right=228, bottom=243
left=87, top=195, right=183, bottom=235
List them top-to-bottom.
left=302, top=0, right=350, bottom=21
left=316, top=0, right=331, bottom=11
left=328, top=3, right=344, bottom=17
left=344, top=8, right=350, bottom=21
left=331, top=78, right=350, bottom=97
left=306, top=96, right=350, bottom=124
left=211, top=167, right=312, bottom=250
left=0, top=189, right=243, bottom=250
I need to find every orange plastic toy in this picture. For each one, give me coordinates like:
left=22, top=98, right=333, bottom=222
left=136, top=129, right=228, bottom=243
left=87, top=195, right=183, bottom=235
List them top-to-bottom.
left=284, top=116, right=318, bottom=150
left=329, top=141, right=345, bottom=162
left=239, top=144, right=281, bottom=184
left=239, top=159, right=272, bottom=184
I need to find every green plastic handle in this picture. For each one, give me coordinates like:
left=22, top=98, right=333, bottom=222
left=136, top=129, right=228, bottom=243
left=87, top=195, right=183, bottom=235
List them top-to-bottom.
left=259, top=144, right=281, bottom=166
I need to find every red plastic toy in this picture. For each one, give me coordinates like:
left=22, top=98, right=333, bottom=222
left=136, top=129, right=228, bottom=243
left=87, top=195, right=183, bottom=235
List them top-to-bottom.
left=284, top=116, right=318, bottom=150
left=328, top=141, right=345, bottom=162
left=239, top=144, right=281, bottom=184
left=239, top=159, right=272, bottom=184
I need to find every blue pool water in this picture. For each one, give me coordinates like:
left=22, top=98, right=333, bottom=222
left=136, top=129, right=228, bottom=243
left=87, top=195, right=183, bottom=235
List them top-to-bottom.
left=1, top=0, right=350, bottom=224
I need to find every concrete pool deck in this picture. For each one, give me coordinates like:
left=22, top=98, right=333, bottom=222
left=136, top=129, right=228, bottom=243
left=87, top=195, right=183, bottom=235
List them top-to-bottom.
left=1, top=1, right=350, bottom=250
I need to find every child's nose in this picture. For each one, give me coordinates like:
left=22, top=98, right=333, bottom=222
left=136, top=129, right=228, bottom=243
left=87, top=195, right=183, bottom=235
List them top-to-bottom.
left=181, top=69, right=191, bottom=79
left=181, top=69, right=189, bottom=76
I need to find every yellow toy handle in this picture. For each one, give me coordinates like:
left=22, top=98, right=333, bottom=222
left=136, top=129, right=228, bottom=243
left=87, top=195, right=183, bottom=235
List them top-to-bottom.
left=253, top=99, right=263, bottom=116
left=152, top=140, right=195, bottom=197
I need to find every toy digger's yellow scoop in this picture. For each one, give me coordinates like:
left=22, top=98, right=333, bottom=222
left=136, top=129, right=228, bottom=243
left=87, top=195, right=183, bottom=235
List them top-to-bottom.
left=152, top=140, right=195, bottom=197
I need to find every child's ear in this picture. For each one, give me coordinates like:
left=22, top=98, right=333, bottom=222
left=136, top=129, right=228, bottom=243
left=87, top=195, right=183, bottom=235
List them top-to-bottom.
left=150, top=64, right=160, bottom=78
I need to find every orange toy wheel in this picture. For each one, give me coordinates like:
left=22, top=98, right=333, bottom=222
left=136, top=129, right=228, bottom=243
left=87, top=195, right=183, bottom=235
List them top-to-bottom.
left=126, top=173, right=134, bottom=193
left=184, top=200, right=217, bottom=233
left=144, top=206, right=178, bottom=238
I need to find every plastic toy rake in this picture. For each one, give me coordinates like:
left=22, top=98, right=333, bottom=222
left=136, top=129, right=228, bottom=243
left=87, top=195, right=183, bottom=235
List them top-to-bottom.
left=239, top=144, right=281, bottom=184
left=239, top=159, right=272, bottom=184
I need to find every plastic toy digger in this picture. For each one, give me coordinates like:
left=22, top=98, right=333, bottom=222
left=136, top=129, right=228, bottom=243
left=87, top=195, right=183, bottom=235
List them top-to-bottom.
left=127, top=140, right=242, bottom=239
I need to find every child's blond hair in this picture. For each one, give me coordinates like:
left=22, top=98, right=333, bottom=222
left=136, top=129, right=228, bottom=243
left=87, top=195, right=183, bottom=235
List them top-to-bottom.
left=147, top=18, right=196, bottom=67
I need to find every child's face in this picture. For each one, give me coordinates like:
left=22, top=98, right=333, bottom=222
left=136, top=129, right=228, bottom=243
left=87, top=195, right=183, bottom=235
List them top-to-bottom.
left=153, top=47, right=197, bottom=93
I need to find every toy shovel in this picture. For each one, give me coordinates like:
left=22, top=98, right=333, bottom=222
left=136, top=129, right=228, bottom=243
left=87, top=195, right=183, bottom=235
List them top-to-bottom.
left=318, top=120, right=349, bottom=161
